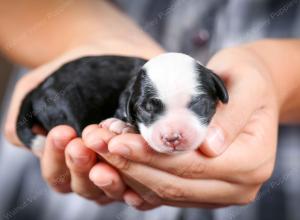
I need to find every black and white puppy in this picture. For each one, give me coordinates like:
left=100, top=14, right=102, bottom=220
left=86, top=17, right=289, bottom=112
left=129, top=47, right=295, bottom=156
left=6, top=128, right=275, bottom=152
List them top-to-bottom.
left=17, top=53, right=228, bottom=154
left=102, top=53, right=228, bottom=153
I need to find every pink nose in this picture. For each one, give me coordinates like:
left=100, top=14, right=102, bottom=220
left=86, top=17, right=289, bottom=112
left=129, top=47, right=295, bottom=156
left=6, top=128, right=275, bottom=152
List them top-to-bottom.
left=162, top=132, right=182, bottom=148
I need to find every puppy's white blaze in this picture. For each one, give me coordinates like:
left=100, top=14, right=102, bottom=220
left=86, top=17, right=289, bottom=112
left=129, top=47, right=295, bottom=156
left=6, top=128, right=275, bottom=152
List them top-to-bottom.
left=144, top=53, right=201, bottom=109
left=31, top=135, right=46, bottom=157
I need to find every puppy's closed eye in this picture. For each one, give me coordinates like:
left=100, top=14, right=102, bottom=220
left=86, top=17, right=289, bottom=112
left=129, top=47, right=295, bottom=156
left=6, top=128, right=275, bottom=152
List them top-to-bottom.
left=144, top=98, right=164, bottom=113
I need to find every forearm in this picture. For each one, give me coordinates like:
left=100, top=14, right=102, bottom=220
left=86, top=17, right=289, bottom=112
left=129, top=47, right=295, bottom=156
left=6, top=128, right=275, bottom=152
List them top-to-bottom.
left=0, top=0, right=163, bottom=68
left=244, top=39, right=300, bottom=123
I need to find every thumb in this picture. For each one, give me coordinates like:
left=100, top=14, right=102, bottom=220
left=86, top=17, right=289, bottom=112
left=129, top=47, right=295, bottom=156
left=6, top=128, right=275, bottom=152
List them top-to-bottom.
left=200, top=69, right=260, bottom=157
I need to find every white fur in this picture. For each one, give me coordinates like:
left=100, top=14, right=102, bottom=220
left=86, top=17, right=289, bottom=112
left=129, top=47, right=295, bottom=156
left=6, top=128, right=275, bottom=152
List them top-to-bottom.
left=144, top=53, right=202, bottom=109
left=139, top=123, right=162, bottom=152
left=31, top=135, right=46, bottom=157
left=31, top=135, right=46, bottom=149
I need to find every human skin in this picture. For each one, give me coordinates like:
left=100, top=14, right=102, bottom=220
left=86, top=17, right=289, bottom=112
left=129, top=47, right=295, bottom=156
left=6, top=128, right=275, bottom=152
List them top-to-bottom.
left=83, top=40, right=300, bottom=208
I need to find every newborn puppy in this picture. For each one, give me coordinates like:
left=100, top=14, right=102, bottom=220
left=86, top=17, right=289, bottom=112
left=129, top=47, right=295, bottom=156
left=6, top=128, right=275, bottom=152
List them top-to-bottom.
left=17, top=53, right=228, bottom=154
left=102, top=53, right=228, bottom=153
left=16, top=56, right=146, bottom=152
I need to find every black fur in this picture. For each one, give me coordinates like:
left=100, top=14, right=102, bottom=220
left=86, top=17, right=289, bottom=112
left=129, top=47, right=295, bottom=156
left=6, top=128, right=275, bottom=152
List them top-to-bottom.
left=17, top=56, right=146, bottom=148
left=188, top=63, right=228, bottom=125
left=115, top=69, right=165, bottom=128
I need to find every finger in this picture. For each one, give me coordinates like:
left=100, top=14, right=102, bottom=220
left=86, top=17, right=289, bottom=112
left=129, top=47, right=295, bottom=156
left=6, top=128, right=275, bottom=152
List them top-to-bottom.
left=200, top=63, right=266, bottom=157
left=107, top=121, right=274, bottom=184
left=82, top=124, right=99, bottom=139
left=41, top=125, right=76, bottom=193
left=83, top=127, right=116, bottom=153
left=108, top=133, right=155, bottom=161
left=108, top=134, right=209, bottom=180
left=65, top=138, right=105, bottom=200
left=102, top=154, right=253, bottom=205
left=89, top=162, right=126, bottom=200
left=122, top=174, right=163, bottom=206
left=123, top=187, right=229, bottom=209
left=123, top=190, right=159, bottom=211
left=123, top=190, right=225, bottom=209
left=123, top=190, right=144, bottom=207
left=95, top=195, right=115, bottom=205
left=163, top=201, right=228, bottom=209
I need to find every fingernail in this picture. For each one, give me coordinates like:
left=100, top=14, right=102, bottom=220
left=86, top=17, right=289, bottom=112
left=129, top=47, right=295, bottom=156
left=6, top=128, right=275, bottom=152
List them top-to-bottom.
left=206, top=127, right=225, bottom=155
left=109, top=145, right=131, bottom=157
left=70, top=155, right=90, bottom=165
left=94, top=179, right=113, bottom=187
left=124, top=197, right=142, bottom=207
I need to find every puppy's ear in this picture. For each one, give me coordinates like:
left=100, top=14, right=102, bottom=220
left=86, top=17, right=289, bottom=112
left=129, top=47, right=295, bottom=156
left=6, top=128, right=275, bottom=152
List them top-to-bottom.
left=197, top=63, right=229, bottom=103
left=123, top=69, right=146, bottom=124
left=207, top=69, right=229, bottom=103
left=114, top=78, right=136, bottom=125
left=125, top=92, right=135, bottom=124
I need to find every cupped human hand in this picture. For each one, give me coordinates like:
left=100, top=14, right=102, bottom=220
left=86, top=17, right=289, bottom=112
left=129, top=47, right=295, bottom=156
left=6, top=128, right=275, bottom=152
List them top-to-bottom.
left=4, top=44, right=163, bottom=207
left=85, top=46, right=279, bottom=208
left=3, top=51, right=124, bottom=204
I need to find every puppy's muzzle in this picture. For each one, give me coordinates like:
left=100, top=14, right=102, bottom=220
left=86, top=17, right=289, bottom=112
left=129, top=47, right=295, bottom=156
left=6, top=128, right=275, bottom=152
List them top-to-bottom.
left=162, top=132, right=183, bottom=148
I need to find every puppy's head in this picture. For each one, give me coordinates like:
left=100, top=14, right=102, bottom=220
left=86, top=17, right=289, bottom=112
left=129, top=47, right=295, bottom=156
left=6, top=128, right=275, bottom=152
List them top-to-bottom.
left=126, top=53, right=228, bottom=153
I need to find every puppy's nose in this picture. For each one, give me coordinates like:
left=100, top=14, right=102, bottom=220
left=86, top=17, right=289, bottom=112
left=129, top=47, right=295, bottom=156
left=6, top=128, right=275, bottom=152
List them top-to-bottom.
left=162, top=132, right=182, bottom=148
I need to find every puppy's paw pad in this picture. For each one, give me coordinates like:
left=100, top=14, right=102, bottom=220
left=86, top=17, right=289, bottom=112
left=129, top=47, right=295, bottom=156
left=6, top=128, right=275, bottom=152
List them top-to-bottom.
left=100, top=118, right=135, bottom=134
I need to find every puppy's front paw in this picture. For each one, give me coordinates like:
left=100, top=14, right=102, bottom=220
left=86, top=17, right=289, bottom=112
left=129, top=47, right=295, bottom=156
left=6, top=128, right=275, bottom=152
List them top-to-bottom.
left=99, top=118, right=136, bottom=134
